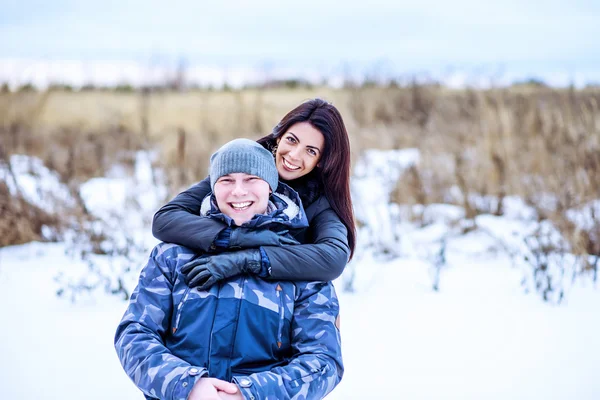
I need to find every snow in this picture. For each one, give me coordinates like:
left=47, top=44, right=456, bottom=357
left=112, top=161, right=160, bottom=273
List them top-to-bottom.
left=2, top=58, right=599, bottom=91
left=351, top=148, right=419, bottom=256
left=1, top=150, right=599, bottom=399
left=76, top=151, right=165, bottom=253
left=2, top=154, right=75, bottom=212
left=566, top=200, right=600, bottom=231
left=0, top=242, right=140, bottom=400
left=332, top=257, right=600, bottom=400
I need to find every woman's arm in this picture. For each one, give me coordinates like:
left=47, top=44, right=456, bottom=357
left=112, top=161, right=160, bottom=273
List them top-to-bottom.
left=152, top=177, right=226, bottom=252
left=179, top=196, right=350, bottom=289
left=191, top=196, right=350, bottom=284
left=261, top=196, right=350, bottom=281
left=114, top=244, right=208, bottom=399
left=232, top=281, right=343, bottom=399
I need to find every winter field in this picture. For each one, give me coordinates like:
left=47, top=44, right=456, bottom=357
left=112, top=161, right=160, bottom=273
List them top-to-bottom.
left=1, top=148, right=599, bottom=400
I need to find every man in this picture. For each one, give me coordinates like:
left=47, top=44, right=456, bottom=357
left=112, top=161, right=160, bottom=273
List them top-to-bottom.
left=115, top=139, right=343, bottom=400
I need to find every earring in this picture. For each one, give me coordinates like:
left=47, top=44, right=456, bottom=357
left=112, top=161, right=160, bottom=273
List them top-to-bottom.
left=271, top=144, right=278, bottom=157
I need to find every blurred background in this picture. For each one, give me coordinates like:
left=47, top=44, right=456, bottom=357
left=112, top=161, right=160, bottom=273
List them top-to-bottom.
left=1, top=1, right=600, bottom=399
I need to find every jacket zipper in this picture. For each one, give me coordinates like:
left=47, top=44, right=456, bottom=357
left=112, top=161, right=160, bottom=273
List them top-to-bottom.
left=226, top=276, right=246, bottom=381
left=276, top=283, right=284, bottom=349
left=172, top=287, right=191, bottom=334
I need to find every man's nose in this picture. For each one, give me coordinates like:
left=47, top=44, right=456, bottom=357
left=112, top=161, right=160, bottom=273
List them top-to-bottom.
left=231, top=181, right=248, bottom=195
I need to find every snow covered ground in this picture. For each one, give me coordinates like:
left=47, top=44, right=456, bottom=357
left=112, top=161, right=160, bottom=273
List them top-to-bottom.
left=1, top=150, right=599, bottom=399
left=1, top=241, right=599, bottom=400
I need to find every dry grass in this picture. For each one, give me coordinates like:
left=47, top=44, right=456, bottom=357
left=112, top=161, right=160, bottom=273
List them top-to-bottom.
left=1, top=86, right=599, bottom=275
left=0, top=179, right=60, bottom=247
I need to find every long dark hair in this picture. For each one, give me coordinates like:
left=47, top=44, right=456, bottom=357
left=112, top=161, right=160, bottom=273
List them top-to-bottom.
left=257, top=98, right=356, bottom=259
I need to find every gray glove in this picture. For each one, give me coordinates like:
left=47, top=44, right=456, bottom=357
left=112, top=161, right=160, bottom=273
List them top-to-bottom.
left=181, top=249, right=263, bottom=290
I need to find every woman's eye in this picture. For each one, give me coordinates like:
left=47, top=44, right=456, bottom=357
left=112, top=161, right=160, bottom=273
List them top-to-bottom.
left=286, top=136, right=296, bottom=143
left=307, top=149, right=317, bottom=156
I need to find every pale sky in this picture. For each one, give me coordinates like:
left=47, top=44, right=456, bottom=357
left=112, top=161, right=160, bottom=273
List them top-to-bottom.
left=2, top=0, right=600, bottom=85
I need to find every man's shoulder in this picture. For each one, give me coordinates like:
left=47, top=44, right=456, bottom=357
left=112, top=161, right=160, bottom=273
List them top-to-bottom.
left=151, top=242, right=197, bottom=266
left=295, top=280, right=338, bottom=300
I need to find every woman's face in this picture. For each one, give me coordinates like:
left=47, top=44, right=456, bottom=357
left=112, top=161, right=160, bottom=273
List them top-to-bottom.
left=275, top=122, right=325, bottom=181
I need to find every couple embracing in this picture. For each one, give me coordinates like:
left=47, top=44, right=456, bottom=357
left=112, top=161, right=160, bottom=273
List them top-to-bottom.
left=115, top=98, right=355, bottom=400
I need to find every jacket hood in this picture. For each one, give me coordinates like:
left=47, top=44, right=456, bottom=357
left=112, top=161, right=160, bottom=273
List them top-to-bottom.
left=200, top=182, right=309, bottom=230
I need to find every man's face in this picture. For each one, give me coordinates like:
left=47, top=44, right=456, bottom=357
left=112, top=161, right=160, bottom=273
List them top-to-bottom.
left=213, top=173, right=270, bottom=226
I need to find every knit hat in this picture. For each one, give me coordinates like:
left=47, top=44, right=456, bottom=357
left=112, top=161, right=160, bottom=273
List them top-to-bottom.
left=209, top=138, right=278, bottom=191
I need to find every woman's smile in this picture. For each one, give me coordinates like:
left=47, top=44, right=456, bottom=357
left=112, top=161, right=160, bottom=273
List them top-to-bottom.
left=276, top=121, right=324, bottom=180
left=282, top=158, right=301, bottom=171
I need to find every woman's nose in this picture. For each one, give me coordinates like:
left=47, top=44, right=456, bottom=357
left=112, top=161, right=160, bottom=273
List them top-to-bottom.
left=288, top=146, right=301, bottom=160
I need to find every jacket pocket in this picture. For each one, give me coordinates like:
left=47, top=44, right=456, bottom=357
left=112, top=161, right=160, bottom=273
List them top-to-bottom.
left=277, top=282, right=297, bottom=351
left=276, top=283, right=285, bottom=349
left=172, top=287, right=191, bottom=334
left=288, top=365, right=328, bottom=388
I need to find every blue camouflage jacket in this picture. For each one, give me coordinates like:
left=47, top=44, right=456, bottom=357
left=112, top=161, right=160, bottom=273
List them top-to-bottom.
left=115, top=184, right=343, bottom=400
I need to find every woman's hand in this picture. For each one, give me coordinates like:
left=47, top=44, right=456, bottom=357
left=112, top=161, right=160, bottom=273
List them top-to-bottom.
left=229, top=227, right=298, bottom=248
left=181, top=250, right=263, bottom=290
left=188, top=377, right=239, bottom=400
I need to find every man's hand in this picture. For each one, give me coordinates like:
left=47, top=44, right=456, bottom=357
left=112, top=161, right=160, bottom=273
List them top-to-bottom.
left=181, top=249, right=262, bottom=290
left=188, top=377, right=239, bottom=400
left=218, top=391, right=245, bottom=399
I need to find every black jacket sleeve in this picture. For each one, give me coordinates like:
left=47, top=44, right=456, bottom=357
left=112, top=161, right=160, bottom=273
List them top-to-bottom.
left=151, top=177, right=226, bottom=252
left=262, top=196, right=350, bottom=281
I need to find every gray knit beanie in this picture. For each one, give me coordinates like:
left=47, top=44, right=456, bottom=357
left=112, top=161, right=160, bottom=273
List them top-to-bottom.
left=209, top=138, right=278, bottom=191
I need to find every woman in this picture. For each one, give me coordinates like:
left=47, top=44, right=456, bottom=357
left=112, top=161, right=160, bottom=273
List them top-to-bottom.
left=152, top=98, right=355, bottom=288
left=116, top=139, right=343, bottom=400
